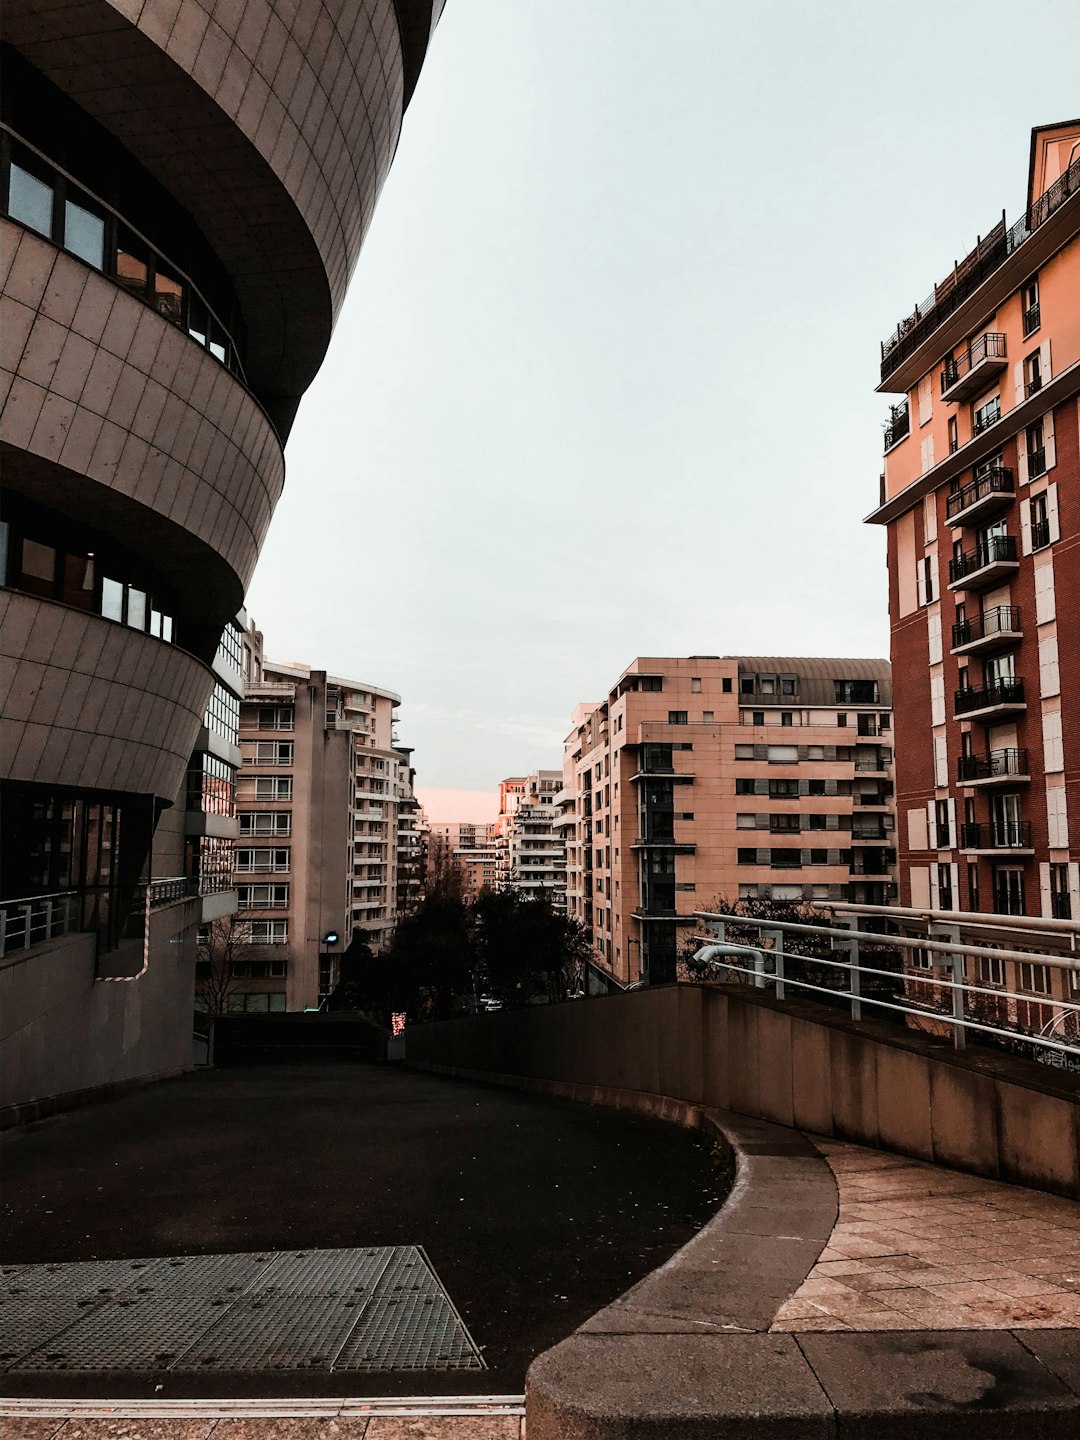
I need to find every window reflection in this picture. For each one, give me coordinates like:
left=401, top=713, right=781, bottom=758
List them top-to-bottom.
left=8, top=161, right=52, bottom=237
left=64, top=196, right=105, bottom=269
left=115, top=229, right=149, bottom=300
left=154, top=265, right=183, bottom=325
left=101, top=576, right=124, bottom=622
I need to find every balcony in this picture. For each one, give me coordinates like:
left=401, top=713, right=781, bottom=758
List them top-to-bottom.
left=879, top=154, right=1080, bottom=385
left=940, top=333, right=1007, bottom=402
left=883, top=401, right=910, bottom=452
left=945, top=466, right=1014, bottom=526
left=1032, top=517, right=1051, bottom=551
left=947, top=535, right=1018, bottom=591
left=950, top=606, right=1022, bottom=656
left=953, top=678, right=1025, bottom=719
left=957, top=748, right=1030, bottom=786
left=854, top=754, right=889, bottom=773
left=960, top=820, right=1034, bottom=855
left=852, top=825, right=892, bottom=843
left=631, top=834, right=696, bottom=852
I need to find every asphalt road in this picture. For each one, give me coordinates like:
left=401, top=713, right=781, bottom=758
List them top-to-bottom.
left=0, top=1061, right=727, bottom=1396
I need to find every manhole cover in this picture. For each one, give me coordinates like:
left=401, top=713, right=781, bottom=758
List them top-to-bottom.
left=1, top=1247, right=484, bottom=1373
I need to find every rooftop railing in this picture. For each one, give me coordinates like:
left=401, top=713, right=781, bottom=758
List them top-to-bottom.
left=879, top=155, right=1080, bottom=382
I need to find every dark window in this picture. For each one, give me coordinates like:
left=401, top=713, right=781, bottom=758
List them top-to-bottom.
left=722, top=678, right=733, bottom=693
left=667, top=711, right=688, bottom=725
left=753, top=711, right=765, bottom=726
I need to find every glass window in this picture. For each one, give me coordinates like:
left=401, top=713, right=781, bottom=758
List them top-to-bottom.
left=8, top=162, right=53, bottom=237
left=64, top=195, right=106, bottom=269
left=115, top=230, right=149, bottom=300
left=154, top=263, right=184, bottom=325
left=187, top=292, right=207, bottom=346
left=208, top=316, right=227, bottom=364
left=19, top=539, right=56, bottom=595
left=62, top=552, right=95, bottom=610
left=101, top=576, right=124, bottom=621
left=126, top=586, right=146, bottom=630
left=162, top=614, right=174, bottom=643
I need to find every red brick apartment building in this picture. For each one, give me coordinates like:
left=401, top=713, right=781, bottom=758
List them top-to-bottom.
left=869, top=121, right=1080, bottom=927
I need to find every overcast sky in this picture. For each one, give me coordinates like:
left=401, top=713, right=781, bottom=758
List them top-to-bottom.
left=247, top=0, right=1080, bottom=819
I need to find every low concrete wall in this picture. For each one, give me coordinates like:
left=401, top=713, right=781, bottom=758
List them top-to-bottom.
left=0, top=899, right=199, bottom=1120
left=406, top=982, right=1080, bottom=1198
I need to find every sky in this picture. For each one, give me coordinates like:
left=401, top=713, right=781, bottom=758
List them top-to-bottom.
left=247, top=0, right=1080, bottom=820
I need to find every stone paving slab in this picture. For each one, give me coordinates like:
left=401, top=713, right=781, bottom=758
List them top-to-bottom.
left=771, top=1138, right=1080, bottom=1333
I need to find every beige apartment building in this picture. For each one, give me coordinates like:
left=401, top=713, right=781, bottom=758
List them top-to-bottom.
left=234, top=626, right=406, bottom=1010
left=563, top=657, right=896, bottom=990
left=495, top=772, right=567, bottom=907
left=427, top=822, right=500, bottom=899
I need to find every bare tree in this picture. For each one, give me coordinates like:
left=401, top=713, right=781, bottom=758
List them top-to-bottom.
left=194, top=910, right=275, bottom=1016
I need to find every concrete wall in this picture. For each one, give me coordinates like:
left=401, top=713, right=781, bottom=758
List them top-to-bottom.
left=1, top=897, right=199, bottom=1115
left=407, top=983, right=1080, bottom=1199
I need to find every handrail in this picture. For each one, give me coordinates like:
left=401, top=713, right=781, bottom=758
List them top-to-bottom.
left=880, top=155, right=1080, bottom=380
left=945, top=467, right=1014, bottom=519
left=0, top=891, right=79, bottom=958
left=693, top=908, right=1080, bottom=1061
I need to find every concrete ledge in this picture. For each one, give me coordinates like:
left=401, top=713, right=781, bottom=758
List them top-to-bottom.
left=0, top=1066, right=191, bottom=1131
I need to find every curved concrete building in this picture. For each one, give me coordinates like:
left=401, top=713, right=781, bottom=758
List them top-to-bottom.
left=0, top=0, right=443, bottom=1115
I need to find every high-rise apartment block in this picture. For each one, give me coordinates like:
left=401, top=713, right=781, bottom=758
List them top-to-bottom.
left=0, top=1, right=441, bottom=1109
left=870, top=121, right=1079, bottom=926
left=235, top=637, right=406, bottom=1010
left=563, top=657, right=895, bottom=990
left=494, top=771, right=566, bottom=906
left=427, top=822, right=499, bottom=899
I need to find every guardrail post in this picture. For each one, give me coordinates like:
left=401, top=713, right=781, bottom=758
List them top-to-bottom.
left=44, top=898, right=53, bottom=940
left=22, top=903, right=32, bottom=951
left=0, top=907, right=6, bottom=956
left=836, top=919, right=862, bottom=1020
left=937, top=923, right=966, bottom=1049
left=765, top=928, right=785, bottom=999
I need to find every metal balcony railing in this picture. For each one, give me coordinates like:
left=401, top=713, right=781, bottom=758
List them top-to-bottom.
left=879, top=154, right=1080, bottom=382
left=1023, top=303, right=1041, bottom=336
left=940, top=333, right=1006, bottom=396
left=883, top=401, right=910, bottom=451
left=945, top=466, right=1014, bottom=520
left=1032, top=518, right=1051, bottom=551
left=948, top=535, right=1017, bottom=583
left=951, top=606, right=1021, bottom=649
left=954, top=679, right=1025, bottom=714
left=957, top=748, right=1029, bottom=783
left=960, top=820, right=1033, bottom=850
left=0, top=891, right=79, bottom=957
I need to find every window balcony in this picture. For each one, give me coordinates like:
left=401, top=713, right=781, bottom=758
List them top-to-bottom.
left=940, top=334, right=1007, bottom=402
left=883, top=401, right=910, bottom=452
left=945, top=466, right=1015, bottom=526
left=1032, top=517, right=1051, bottom=551
left=947, top=535, right=1019, bottom=591
left=950, top=605, right=1022, bottom=656
left=953, top=679, right=1025, bottom=719
left=957, top=748, right=1030, bottom=786
left=960, top=820, right=1034, bottom=854
left=852, top=825, right=892, bottom=843
left=630, top=835, right=696, bottom=852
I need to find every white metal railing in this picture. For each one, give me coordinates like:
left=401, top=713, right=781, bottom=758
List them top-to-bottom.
left=0, top=891, right=79, bottom=957
left=692, top=909, right=1080, bottom=1066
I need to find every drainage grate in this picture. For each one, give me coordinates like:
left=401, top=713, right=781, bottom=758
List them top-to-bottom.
left=1, top=1248, right=484, bottom=1374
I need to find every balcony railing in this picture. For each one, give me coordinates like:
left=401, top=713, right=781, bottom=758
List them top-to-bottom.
left=879, top=154, right=1080, bottom=382
left=1023, top=303, right=1041, bottom=336
left=940, top=333, right=1007, bottom=401
left=883, top=401, right=910, bottom=452
left=945, top=466, right=1014, bottom=522
left=1032, top=517, right=1051, bottom=551
left=948, top=535, right=1018, bottom=585
left=950, top=605, right=1021, bottom=650
left=954, top=679, right=1025, bottom=715
left=957, top=748, right=1029, bottom=784
left=960, top=820, right=1033, bottom=851
left=0, top=891, right=78, bottom=956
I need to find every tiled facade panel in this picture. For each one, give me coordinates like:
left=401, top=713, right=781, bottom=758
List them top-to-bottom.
left=3, top=0, right=412, bottom=403
left=0, top=222, right=285, bottom=604
left=0, top=591, right=212, bottom=801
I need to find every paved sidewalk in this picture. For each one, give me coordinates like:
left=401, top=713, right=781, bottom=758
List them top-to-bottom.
left=771, top=1136, right=1080, bottom=1333
left=1, top=1414, right=526, bottom=1439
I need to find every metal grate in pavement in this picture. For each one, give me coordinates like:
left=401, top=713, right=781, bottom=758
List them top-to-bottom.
left=1, top=1247, right=484, bottom=1373
left=0, top=1298, right=105, bottom=1369
left=14, top=1298, right=226, bottom=1372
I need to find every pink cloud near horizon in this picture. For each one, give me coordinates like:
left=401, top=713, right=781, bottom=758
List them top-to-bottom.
left=416, top=787, right=499, bottom=824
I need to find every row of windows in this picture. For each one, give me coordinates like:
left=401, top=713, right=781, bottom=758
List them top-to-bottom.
left=3, top=136, right=244, bottom=380
left=1, top=524, right=176, bottom=641
left=215, top=622, right=244, bottom=675
left=204, top=684, right=240, bottom=747
left=242, top=741, right=293, bottom=765
left=733, top=744, right=886, bottom=764
left=186, top=754, right=236, bottom=818
left=238, top=776, right=293, bottom=800
left=735, top=778, right=858, bottom=797
left=239, top=812, right=291, bottom=836
left=736, top=814, right=864, bottom=832
left=185, top=836, right=235, bottom=896
left=236, top=847, right=289, bottom=872
left=737, top=848, right=867, bottom=867
left=236, top=884, right=289, bottom=908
